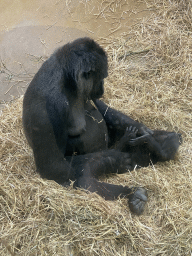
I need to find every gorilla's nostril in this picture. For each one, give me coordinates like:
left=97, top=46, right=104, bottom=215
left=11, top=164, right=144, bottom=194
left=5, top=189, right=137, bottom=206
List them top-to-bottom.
left=68, top=125, right=86, bottom=137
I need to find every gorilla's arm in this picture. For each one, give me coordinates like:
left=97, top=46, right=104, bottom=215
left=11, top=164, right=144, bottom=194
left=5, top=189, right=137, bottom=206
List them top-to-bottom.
left=23, top=83, right=76, bottom=184
left=94, top=99, right=153, bottom=145
left=23, top=107, right=76, bottom=184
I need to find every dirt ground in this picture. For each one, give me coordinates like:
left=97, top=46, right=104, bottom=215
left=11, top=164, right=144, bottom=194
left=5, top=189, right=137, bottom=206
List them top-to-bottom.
left=0, top=0, right=153, bottom=106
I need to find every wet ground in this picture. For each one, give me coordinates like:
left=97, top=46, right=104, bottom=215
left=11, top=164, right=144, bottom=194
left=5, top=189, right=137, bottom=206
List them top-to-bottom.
left=0, top=0, right=153, bottom=106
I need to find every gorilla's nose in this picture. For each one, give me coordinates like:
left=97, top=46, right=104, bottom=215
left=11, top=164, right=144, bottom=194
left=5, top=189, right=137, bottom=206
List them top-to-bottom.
left=68, top=124, right=86, bottom=137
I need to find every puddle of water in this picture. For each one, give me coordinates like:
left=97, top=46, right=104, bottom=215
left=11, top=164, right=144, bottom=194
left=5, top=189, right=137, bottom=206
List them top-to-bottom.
left=0, top=0, right=153, bottom=37
left=0, top=0, right=154, bottom=104
left=0, top=26, right=88, bottom=104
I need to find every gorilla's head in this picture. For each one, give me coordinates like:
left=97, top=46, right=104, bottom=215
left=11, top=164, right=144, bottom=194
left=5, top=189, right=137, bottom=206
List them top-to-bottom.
left=57, top=37, right=108, bottom=136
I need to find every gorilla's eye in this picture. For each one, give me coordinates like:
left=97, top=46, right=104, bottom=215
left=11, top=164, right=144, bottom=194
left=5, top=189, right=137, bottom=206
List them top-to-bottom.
left=83, top=71, right=91, bottom=80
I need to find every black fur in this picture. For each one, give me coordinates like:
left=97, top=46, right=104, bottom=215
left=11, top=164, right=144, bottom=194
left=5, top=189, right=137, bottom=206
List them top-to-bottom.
left=23, top=37, right=181, bottom=215
left=116, top=126, right=182, bottom=168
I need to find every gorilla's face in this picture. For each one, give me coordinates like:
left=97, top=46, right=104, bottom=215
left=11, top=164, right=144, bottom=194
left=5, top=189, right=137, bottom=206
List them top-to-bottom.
left=67, top=70, right=107, bottom=137
left=79, top=70, right=106, bottom=101
left=90, top=76, right=104, bottom=100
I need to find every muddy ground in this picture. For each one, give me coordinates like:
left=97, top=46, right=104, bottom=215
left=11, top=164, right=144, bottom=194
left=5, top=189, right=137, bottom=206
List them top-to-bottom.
left=0, top=0, right=153, bottom=105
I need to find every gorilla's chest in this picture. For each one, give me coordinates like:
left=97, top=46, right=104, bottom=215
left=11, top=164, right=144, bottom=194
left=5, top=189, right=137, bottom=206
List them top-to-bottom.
left=66, top=106, right=108, bottom=155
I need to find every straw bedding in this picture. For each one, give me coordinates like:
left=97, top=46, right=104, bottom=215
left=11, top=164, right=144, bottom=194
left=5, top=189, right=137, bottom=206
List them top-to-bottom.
left=0, top=0, right=192, bottom=255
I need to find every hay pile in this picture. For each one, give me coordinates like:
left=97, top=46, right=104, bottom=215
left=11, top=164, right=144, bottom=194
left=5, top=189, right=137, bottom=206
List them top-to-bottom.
left=0, top=0, right=192, bottom=255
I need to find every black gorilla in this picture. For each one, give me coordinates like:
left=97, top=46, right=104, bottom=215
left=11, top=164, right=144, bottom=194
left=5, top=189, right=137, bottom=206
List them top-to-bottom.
left=23, top=37, right=181, bottom=215
left=116, top=126, right=182, bottom=168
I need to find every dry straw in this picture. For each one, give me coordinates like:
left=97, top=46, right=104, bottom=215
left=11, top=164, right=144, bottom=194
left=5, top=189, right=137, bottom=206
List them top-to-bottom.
left=0, top=0, right=192, bottom=255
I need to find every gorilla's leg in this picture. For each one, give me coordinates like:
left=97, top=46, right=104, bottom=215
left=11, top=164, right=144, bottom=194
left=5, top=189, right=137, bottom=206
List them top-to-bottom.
left=75, top=162, right=148, bottom=215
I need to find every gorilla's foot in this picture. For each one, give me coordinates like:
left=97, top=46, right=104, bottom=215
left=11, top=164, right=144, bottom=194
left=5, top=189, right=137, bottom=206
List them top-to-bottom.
left=128, top=187, right=148, bottom=215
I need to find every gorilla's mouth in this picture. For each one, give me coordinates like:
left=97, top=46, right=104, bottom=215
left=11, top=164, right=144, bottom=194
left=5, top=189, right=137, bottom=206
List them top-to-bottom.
left=68, top=134, right=81, bottom=139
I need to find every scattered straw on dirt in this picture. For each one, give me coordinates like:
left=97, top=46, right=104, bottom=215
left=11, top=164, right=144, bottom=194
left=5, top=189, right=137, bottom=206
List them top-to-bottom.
left=1, top=0, right=192, bottom=255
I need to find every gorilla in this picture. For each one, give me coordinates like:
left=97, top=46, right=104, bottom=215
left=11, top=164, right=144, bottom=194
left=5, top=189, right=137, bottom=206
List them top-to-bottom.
left=23, top=37, right=181, bottom=215
left=116, top=126, right=182, bottom=168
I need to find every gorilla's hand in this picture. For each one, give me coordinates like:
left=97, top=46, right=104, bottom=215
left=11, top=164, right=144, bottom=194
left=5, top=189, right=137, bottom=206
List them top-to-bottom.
left=137, top=125, right=153, bottom=136
left=116, top=126, right=138, bottom=151
left=124, top=126, right=138, bottom=140
left=78, top=150, right=132, bottom=178
left=104, top=151, right=132, bottom=174
left=117, top=152, right=132, bottom=173
left=128, top=187, right=148, bottom=215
